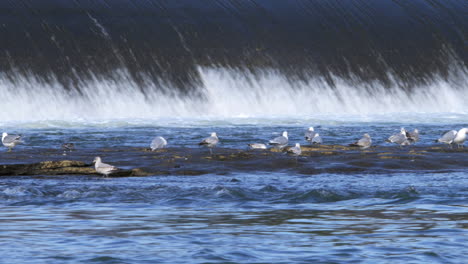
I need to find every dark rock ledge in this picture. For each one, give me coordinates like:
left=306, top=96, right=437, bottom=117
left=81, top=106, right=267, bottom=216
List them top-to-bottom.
left=0, top=145, right=467, bottom=177
left=0, top=160, right=151, bottom=177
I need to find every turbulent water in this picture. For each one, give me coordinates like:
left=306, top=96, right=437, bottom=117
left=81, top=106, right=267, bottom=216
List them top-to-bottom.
left=1, top=0, right=468, bottom=263
left=1, top=171, right=468, bottom=264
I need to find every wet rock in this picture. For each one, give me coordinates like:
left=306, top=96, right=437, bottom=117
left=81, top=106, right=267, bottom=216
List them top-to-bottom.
left=1, top=145, right=468, bottom=177
left=0, top=160, right=152, bottom=177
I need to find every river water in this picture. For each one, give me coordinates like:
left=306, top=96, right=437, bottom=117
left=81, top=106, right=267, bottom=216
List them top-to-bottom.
left=1, top=118, right=467, bottom=264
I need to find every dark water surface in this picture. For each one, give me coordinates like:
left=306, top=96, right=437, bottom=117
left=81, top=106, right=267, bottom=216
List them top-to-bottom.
left=1, top=123, right=468, bottom=263
left=1, top=172, right=467, bottom=264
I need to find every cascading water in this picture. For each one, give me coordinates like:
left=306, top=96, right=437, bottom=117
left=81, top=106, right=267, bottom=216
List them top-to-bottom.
left=1, top=68, right=467, bottom=123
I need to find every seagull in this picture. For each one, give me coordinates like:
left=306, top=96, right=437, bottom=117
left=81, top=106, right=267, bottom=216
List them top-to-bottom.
left=305, top=127, right=316, bottom=141
left=386, top=128, right=411, bottom=146
left=453, top=128, right=468, bottom=148
left=406, top=129, right=419, bottom=144
left=436, top=130, right=457, bottom=145
left=269, top=131, right=288, bottom=149
left=2, top=132, right=22, bottom=152
left=199, top=132, right=219, bottom=154
left=310, top=133, right=323, bottom=144
left=349, top=133, right=372, bottom=149
left=150, top=136, right=167, bottom=151
left=248, top=143, right=267, bottom=150
left=286, top=143, right=302, bottom=164
left=287, top=143, right=302, bottom=157
left=93, top=157, right=118, bottom=177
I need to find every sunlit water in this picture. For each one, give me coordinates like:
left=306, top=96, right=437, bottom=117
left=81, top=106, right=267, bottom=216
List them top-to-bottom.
left=1, top=116, right=468, bottom=263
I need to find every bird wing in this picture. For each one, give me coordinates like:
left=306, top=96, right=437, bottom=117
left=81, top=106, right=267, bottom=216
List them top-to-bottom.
left=439, top=130, right=457, bottom=142
left=388, top=133, right=406, bottom=144
left=3, top=134, right=21, bottom=144
left=200, top=136, right=218, bottom=145
left=270, top=136, right=287, bottom=145
left=99, top=162, right=117, bottom=170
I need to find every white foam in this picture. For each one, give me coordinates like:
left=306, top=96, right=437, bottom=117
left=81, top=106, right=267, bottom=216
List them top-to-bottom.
left=0, top=67, right=467, bottom=126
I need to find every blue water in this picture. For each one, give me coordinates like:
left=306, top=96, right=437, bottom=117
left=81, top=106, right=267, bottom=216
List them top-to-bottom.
left=1, top=120, right=468, bottom=263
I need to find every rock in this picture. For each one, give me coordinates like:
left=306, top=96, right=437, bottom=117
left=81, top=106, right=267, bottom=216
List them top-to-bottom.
left=0, top=160, right=152, bottom=177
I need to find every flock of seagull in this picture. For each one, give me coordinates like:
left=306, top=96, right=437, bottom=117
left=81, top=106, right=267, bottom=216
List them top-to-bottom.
left=1, top=127, right=468, bottom=177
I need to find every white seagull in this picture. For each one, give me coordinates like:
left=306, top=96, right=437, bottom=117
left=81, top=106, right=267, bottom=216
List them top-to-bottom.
left=436, top=130, right=457, bottom=146
left=269, top=131, right=288, bottom=149
left=2, top=132, right=22, bottom=152
left=199, top=132, right=219, bottom=154
left=349, top=133, right=372, bottom=149
left=150, top=136, right=168, bottom=151
left=287, top=143, right=302, bottom=156
left=93, top=157, right=118, bottom=177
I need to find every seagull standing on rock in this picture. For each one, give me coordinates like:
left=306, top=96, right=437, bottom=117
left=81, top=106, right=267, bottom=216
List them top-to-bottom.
left=269, top=131, right=288, bottom=150
left=2, top=132, right=22, bottom=152
left=199, top=132, right=219, bottom=154
left=349, top=133, right=372, bottom=149
left=287, top=143, right=302, bottom=164
left=287, top=143, right=302, bottom=156
left=93, top=157, right=118, bottom=177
